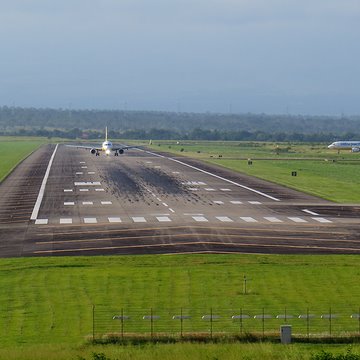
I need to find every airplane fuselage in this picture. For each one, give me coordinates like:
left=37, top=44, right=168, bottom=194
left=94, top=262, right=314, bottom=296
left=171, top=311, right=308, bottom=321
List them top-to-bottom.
left=102, top=141, right=113, bottom=155
left=328, top=141, right=360, bottom=152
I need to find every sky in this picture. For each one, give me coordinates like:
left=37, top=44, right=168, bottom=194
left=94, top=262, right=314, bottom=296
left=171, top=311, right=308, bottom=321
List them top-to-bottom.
left=0, top=0, right=359, bottom=115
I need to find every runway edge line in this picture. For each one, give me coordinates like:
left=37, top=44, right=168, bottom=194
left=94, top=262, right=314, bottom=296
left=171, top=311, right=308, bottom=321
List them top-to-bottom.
left=30, top=144, right=59, bottom=221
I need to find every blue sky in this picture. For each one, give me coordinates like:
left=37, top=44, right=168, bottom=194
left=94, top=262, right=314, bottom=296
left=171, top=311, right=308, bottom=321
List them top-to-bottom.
left=0, top=0, right=359, bottom=114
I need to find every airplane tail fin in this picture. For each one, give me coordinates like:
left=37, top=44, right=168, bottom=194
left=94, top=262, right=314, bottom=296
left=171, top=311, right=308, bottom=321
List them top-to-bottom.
left=105, top=126, right=108, bottom=142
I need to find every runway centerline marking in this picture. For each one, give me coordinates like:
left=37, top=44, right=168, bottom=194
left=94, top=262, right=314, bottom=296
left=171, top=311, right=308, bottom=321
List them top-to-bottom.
left=30, top=144, right=59, bottom=220
left=143, top=150, right=280, bottom=201
left=192, top=216, right=208, bottom=222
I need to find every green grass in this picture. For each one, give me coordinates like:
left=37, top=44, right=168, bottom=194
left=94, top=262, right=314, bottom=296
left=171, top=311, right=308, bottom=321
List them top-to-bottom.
left=0, top=137, right=49, bottom=182
left=148, top=140, right=360, bottom=203
left=1, top=255, right=360, bottom=346
left=1, top=343, right=360, bottom=360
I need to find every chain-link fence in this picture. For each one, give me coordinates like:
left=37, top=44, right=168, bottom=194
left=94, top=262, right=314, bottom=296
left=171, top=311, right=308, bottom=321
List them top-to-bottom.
left=92, top=305, right=360, bottom=341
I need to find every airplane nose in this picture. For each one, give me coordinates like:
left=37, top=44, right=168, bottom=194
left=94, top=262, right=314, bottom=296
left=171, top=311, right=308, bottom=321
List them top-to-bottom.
left=328, top=144, right=334, bottom=149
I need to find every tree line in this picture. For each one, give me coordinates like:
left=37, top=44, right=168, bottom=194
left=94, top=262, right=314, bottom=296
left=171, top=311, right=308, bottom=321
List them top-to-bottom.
left=0, top=106, right=359, bottom=141
left=1, top=126, right=359, bottom=143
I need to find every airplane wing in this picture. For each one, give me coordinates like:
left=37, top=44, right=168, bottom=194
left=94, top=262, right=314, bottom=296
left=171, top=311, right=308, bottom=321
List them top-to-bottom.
left=65, top=145, right=103, bottom=151
left=111, top=145, right=136, bottom=151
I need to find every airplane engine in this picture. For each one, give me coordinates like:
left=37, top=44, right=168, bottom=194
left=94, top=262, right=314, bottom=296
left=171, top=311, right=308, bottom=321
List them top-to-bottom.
left=351, top=147, right=360, bottom=152
left=90, top=148, right=96, bottom=154
left=119, top=149, right=124, bottom=154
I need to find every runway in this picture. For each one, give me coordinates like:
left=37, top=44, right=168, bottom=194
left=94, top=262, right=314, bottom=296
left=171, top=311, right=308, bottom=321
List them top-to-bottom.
left=0, top=144, right=360, bottom=257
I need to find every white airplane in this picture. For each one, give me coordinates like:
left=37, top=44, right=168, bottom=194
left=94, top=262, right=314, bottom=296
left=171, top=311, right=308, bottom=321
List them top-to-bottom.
left=66, top=127, right=133, bottom=156
left=328, top=141, right=360, bottom=152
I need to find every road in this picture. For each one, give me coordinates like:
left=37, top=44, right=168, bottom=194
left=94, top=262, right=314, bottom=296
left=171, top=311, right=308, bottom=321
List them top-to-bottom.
left=0, top=144, right=359, bottom=257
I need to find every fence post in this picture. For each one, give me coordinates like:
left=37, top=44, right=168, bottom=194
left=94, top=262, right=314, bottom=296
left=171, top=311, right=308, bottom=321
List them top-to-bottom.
left=92, top=304, right=95, bottom=342
left=180, top=307, right=183, bottom=338
left=121, top=308, right=124, bottom=339
left=151, top=308, right=153, bottom=338
left=240, top=308, right=243, bottom=335
left=307, top=308, right=310, bottom=341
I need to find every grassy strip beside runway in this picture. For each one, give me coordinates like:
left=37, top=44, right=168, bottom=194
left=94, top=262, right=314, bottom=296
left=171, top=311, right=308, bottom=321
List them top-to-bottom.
left=0, top=137, right=48, bottom=182
left=148, top=141, right=360, bottom=203
left=1, top=255, right=360, bottom=345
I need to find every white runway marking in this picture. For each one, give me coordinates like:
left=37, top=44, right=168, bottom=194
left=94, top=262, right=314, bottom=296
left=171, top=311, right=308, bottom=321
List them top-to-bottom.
left=31, top=144, right=59, bottom=220
left=143, top=150, right=280, bottom=201
left=79, top=161, right=86, bottom=164
left=81, top=166, right=87, bottom=169
left=154, top=166, right=161, bottom=168
left=172, top=171, right=180, bottom=174
left=76, top=172, right=83, bottom=175
left=88, top=172, right=95, bottom=174
left=183, top=181, right=207, bottom=185
left=75, top=182, right=101, bottom=186
left=95, top=188, right=105, bottom=192
left=189, top=188, right=199, bottom=191
left=205, top=188, right=216, bottom=191
left=220, top=188, right=232, bottom=191
left=64, top=189, right=73, bottom=192
left=79, top=189, right=89, bottom=192
left=82, top=201, right=93, bottom=205
left=101, top=201, right=112, bottom=205
left=213, top=201, right=224, bottom=204
left=230, top=201, right=242, bottom=204
left=249, top=201, right=262, bottom=205
left=64, top=202, right=75, bottom=206
left=162, top=202, right=169, bottom=207
left=169, top=208, right=175, bottom=213
left=303, top=209, right=319, bottom=216
left=184, top=213, right=204, bottom=216
left=156, top=216, right=172, bottom=222
left=192, top=216, right=209, bottom=222
left=216, top=216, right=233, bottom=222
left=108, top=217, right=122, bottom=223
left=132, top=217, right=147, bottom=223
left=240, top=217, right=257, bottom=223
left=264, top=217, right=283, bottom=223
left=288, top=217, right=307, bottom=223
left=312, top=217, right=332, bottom=223
left=60, top=218, right=73, bottom=224
left=84, top=218, right=97, bottom=224
left=35, top=219, right=48, bottom=225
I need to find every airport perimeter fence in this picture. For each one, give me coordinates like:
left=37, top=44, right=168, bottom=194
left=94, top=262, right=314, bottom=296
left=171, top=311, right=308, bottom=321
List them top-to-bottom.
left=92, top=305, right=360, bottom=342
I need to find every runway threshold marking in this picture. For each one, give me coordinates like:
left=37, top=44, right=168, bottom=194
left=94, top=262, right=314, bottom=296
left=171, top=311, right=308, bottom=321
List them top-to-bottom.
left=30, top=144, right=59, bottom=221
left=143, top=150, right=280, bottom=201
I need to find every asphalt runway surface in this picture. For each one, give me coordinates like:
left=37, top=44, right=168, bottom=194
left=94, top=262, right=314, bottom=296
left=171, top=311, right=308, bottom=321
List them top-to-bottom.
left=0, top=144, right=360, bottom=257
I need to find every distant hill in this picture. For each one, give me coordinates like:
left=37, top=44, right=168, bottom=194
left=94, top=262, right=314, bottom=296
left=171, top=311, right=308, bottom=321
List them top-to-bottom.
left=0, top=106, right=359, bottom=141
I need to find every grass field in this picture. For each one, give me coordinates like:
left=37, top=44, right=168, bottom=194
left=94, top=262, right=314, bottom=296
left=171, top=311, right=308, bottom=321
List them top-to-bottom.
left=0, top=137, right=49, bottom=182
left=1, top=137, right=360, bottom=359
left=148, top=140, right=360, bottom=203
left=1, top=255, right=360, bottom=347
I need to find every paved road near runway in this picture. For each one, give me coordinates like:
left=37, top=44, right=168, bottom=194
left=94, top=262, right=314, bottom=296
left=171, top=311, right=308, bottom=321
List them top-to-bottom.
left=1, top=144, right=360, bottom=257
